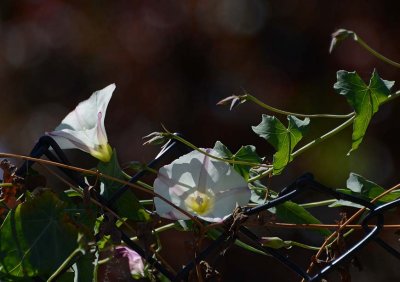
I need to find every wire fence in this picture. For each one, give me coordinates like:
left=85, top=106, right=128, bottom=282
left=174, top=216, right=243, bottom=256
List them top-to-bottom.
left=15, top=135, right=400, bottom=281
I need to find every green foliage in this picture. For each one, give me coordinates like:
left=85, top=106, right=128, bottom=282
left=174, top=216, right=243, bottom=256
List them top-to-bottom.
left=334, top=70, right=394, bottom=154
left=252, top=115, right=310, bottom=174
left=213, top=141, right=262, bottom=180
left=98, top=149, right=149, bottom=221
left=330, top=173, right=400, bottom=208
left=0, top=190, right=84, bottom=279
left=270, top=201, right=331, bottom=236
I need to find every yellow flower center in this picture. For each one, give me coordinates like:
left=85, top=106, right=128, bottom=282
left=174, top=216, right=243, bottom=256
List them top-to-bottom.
left=91, top=143, right=113, bottom=162
left=184, top=191, right=214, bottom=215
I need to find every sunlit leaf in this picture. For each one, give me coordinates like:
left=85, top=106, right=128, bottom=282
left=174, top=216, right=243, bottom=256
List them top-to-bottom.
left=334, top=70, right=394, bottom=154
left=252, top=115, right=310, bottom=174
left=213, top=141, right=233, bottom=159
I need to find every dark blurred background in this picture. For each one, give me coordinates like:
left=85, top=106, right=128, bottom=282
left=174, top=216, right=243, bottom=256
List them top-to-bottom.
left=1, top=0, right=400, bottom=281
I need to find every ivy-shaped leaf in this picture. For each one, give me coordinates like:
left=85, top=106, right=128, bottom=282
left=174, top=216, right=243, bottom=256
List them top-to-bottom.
left=334, top=70, right=394, bottom=154
left=252, top=115, right=310, bottom=175
left=213, top=141, right=262, bottom=180
left=213, top=141, right=233, bottom=159
left=233, top=145, right=262, bottom=180
left=98, top=149, right=149, bottom=221
left=0, top=191, right=83, bottom=278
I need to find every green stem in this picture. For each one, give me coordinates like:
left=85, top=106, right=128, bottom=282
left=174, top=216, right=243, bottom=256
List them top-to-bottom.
left=354, top=34, right=400, bottom=68
left=383, top=90, right=400, bottom=104
left=243, top=94, right=354, bottom=119
left=292, top=115, right=355, bottom=158
left=248, top=116, right=355, bottom=182
left=167, top=133, right=271, bottom=169
left=144, top=166, right=158, bottom=174
left=248, top=167, right=272, bottom=182
left=121, top=171, right=154, bottom=190
left=137, top=180, right=154, bottom=191
left=0, top=183, right=13, bottom=187
left=139, top=199, right=154, bottom=205
left=300, top=199, right=337, bottom=208
left=131, top=223, right=176, bottom=242
left=289, top=241, right=321, bottom=251
left=48, top=248, right=83, bottom=281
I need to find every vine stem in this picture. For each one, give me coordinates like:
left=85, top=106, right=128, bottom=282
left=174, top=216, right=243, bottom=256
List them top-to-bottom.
left=352, top=33, right=400, bottom=68
left=243, top=93, right=354, bottom=119
left=247, top=115, right=355, bottom=182
left=249, top=115, right=355, bottom=182
left=292, top=115, right=355, bottom=158
left=248, top=116, right=355, bottom=182
left=165, top=132, right=272, bottom=169
left=304, top=181, right=400, bottom=280
left=299, top=199, right=337, bottom=208
left=256, top=222, right=400, bottom=230
left=130, top=223, right=176, bottom=242
left=289, top=241, right=320, bottom=251
left=48, top=247, right=83, bottom=281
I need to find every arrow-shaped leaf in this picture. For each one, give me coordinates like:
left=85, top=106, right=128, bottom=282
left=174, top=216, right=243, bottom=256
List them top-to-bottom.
left=334, top=70, right=394, bottom=154
left=252, top=115, right=310, bottom=174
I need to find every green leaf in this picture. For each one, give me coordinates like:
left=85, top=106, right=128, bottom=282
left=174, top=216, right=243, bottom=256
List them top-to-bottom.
left=334, top=70, right=394, bottom=154
left=252, top=115, right=310, bottom=174
left=213, top=141, right=262, bottom=180
left=213, top=141, right=233, bottom=159
left=232, top=145, right=262, bottom=180
left=98, top=149, right=149, bottom=222
left=330, top=173, right=400, bottom=208
left=249, top=181, right=271, bottom=204
left=0, top=191, right=83, bottom=278
left=270, top=201, right=331, bottom=236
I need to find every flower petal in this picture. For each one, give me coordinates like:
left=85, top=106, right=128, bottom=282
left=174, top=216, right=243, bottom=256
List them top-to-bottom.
left=46, top=84, right=115, bottom=162
left=55, top=84, right=115, bottom=132
left=153, top=149, right=250, bottom=222
left=199, top=186, right=250, bottom=222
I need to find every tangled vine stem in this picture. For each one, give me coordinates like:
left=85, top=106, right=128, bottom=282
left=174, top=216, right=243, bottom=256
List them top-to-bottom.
left=162, top=130, right=272, bottom=169
left=0, top=152, right=204, bottom=229
left=304, top=181, right=400, bottom=280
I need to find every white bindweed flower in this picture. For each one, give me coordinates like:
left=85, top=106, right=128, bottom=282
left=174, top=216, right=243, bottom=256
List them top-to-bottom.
left=47, top=84, right=115, bottom=162
left=154, top=149, right=250, bottom=222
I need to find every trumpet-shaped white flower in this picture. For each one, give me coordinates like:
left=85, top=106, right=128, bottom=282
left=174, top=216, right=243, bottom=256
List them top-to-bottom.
left=47, top=84, right=115, bottom=162
left=154, top=149, right=250, bottom=222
